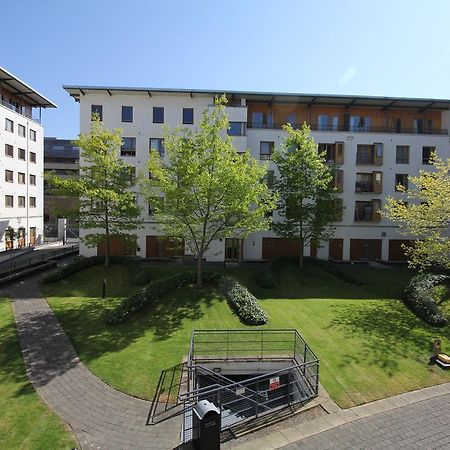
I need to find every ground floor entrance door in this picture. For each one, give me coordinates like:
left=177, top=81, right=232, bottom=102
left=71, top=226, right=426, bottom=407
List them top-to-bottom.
left=29, top=227, right=36, bottom=246
left=328, top=239, right=343, bottom=261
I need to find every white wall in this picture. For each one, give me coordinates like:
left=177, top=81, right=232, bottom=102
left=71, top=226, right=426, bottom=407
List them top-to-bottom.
left=0, top=104, right=44, bottom=251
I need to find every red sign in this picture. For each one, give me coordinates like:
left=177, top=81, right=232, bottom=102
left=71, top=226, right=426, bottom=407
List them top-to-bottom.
left=269, top=376, right=280, bottom=391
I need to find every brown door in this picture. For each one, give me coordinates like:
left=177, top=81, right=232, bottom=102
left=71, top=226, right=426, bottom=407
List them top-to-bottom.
left=29, top=227, right=36, bottom=246
left=98, top=235, right=136, bottom=256
left=146, top=236, right=184, bottom=258
left=262, top=238, right=301, bottom=260
left=329, top=239, right=343, bottom=260
left=350, top=239, right=381, bottom=261
left=389, top=240, right=412, bottom=262
left=310, top=241, right=318, bottom=258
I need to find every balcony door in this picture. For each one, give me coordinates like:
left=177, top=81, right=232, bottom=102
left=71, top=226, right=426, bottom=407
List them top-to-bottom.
left=225, top=238, right=242, bottom=262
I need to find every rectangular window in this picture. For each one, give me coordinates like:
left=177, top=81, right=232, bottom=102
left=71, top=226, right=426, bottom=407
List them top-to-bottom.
left=91, top=104, right=103, bottom=121
left=122, top=106, right=133, bottom=122
left=153, top=107, right=164, bottom=123
left=182, top=108, right=194, bottom=124
left=251, top=112, right=273, bottom=128
left=318, top=115, right=328, bottom=131
left=350, top=116, right=371, bottom=132
left=5, top=118, right=13, bottom=132
left=228, top=122, right=246, bottom=136
left=18, top=124, right=26, bottom=137
left=30, top=129, right=36, bottom=141
left=121, top=137, right=136, bottom=156
left=149, top=138, right=165, bottom=157
left=260, top=141, right=274, bottom=160
left=5, top=144, right=13, bottom=157
left=356, top=145, right=373, bottom=164
left=396, top=145, right=409, bottom=164
left=422, top=146, right=435, bottom=164
left=18, top=148, right=26, bottom=160
left=30, top=152, right=36, bottom=163
left=124, top=166, right=136, bottom=184
left=5, top=170, right=13, bottom=183
left=18, top=172, right=25, bottom=184
left=355, top=173, right=373, bottom=192
left=29, top=174, right=36, bottom=185
left=395, top=174, right=408, bottom=191
left=5, top=195, right=13, bottom=207
left=18, top=196, right=25, bottom=208
left=29, top=197, right=36, bottom=208
left=148, top=197, right=164, bottom=215
left=354, top=201, right=373, bottom=221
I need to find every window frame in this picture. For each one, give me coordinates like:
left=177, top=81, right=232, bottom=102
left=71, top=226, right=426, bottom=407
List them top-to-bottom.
left=91, top=104, right=103, bottom=121
left=121, top=106, right=133, bottom=123
left=153, top=107, right=164, bottom=124
left=182, top=108, right=194, bottom=125
left=5, top=118, right=13, bottom=132
left=228, top=122, right=246, bottom=136
left=18, top=124, right=26, bottom=137
left=30, top=129, right=36, bottom=141
left=121, top=137, right=136, bottom=157
left=149, top=138, right=165, bottom=157
left=260, top=141, right=274, bottom=160
left=5, top=144, right=13, bottom=158
left=395, top=145, right=409, bottom=164
left=422, top=146, right=435, bottom=165
left=18, top=148, right=26, bottom=160
left=30, top=151, right=36, bottom=163
left=5, top=170, right=13, bottom=183
left=18, top=172, right=26, bottom=184
left=29, top=174, right=36, bottom=185
left=5, top=195, right=14, bottom=208
left=18, top=196, right=25, bottom=208
left=29, top=196, right=36, bottom=208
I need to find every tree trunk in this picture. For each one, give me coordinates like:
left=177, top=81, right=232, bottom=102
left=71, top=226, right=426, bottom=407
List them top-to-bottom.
left=105, top=204, right=110, bottom=268
left=299, top=237, right=304, bottom=268
left=196, top=253, right=203, bottom=287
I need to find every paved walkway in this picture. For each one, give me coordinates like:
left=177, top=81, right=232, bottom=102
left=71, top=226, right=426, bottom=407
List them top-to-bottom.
left=3, top=277, right=180, bottom=450
left=230, top=382, right=450, bottom=449
left=283, top=393, right=450, bottom=449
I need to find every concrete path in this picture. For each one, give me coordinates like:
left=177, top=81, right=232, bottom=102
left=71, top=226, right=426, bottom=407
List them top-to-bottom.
left=3, top=277, right=180, bottom=450
left=229, top=382, right=450, bottom=449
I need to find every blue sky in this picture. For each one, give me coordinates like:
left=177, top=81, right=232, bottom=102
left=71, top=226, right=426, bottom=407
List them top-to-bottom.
left=2, top=0, right=450, bottom=138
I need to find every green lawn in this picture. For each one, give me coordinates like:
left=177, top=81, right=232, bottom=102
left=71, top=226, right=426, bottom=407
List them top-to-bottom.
left=43, top=264, right=450, bottom=408
left=0, top=298, right=77, bottom=450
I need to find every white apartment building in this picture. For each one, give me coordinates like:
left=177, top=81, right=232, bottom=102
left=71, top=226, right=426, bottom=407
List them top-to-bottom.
left=0, top=67, right=56, bottom=251
left=63, top=86, right=450, bottom=263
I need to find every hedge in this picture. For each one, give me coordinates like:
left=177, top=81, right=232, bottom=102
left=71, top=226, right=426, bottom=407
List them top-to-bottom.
left=42, top=255, right=138, bottom=283
left=269, top=256, right=363, bottom=285
left=105, top=271, right=221, bottom=325
left=404, top=273, right=449, bottom=327
left=220, top=277, right=269, bottom=325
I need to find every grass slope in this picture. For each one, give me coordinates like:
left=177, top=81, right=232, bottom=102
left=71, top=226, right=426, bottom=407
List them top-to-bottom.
left=43, top=264, right=450, bottom=408
left=0, top=298, right=77, bottom=450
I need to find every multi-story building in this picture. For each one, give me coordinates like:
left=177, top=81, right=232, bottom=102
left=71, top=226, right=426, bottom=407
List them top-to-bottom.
left=0, top=67, right=56, bottom=251
left=63, top=85, right=450, bottom=262
left=44, top=137, right=79, bottom=237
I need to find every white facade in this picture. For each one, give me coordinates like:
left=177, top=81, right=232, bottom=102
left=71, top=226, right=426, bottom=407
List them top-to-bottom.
left=0, top=68, right=56, bottom=251
left=64, top=86, right=450, bottom=262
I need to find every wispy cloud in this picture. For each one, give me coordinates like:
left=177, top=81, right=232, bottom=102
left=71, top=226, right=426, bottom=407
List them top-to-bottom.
left=339, top=66, right=357, bottom=86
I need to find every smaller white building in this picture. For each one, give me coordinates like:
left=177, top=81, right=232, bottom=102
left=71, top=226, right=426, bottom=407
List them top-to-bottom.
left=0, top=67, right=56, bottom=251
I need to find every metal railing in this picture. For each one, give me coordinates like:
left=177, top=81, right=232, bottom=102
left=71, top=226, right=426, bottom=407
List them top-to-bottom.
left=0, top=99, right=41, bottom=124
left=247, top=121, right=449, bottom=136
left=0, top=244, right=79, bottom=276
left=188, top=329, right=318, bottom=363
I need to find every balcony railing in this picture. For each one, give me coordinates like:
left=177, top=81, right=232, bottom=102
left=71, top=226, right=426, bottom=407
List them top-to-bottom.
left=0, top=99, right=41, bottom=124
left=247, top=122, right=448, bottom=136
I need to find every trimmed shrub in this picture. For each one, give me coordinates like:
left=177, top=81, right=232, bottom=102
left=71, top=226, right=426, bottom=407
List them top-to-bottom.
left=42, top=256, right=104, bottom=283
left=269, top=256, right=299, bottom=272
left=255, top=268, right=278, bottom=289
left=105, top=271, right=221, bottom=325
left=404, top=273, right=449, bottom=327
left=220, top=277, right=268, bottom=325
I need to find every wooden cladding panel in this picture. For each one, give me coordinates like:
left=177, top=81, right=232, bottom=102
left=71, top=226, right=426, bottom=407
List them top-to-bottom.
left=97, top=235, right=136, bottom=256
left=146, top=236, right=184, bottom=258
left=262, top=238, right=301, bottom=260
left=329, top=239, right=343, bottom=261
left=350, top=239, right=381, bottom=261
left=389, top=240, right=413, bottom=262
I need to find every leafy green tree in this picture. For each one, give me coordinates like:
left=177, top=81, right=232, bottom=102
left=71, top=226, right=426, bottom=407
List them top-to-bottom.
left=144, top=97, right=276, bottom=286
left=46, top=118, right=141, bottom=267
left=272, top=123, right=339, bottom=267
left=383, top=154, right=450, bottom=269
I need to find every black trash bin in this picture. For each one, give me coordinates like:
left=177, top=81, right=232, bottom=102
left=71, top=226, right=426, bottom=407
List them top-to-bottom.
left=192, top=399, right=221, bottom=450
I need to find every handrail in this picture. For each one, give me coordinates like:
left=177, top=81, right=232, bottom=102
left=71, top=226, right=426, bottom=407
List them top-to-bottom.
left=0, top=99, right=41, bottom=124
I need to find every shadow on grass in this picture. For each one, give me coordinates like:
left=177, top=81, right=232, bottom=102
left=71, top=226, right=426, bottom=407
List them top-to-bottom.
left=327, top=299, right=450, bottom=375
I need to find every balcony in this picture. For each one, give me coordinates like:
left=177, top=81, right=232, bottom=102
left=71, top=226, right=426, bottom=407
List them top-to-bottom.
left=0, top=99, right=41, bottom=124
left=247, top=121, right=448, bottom=136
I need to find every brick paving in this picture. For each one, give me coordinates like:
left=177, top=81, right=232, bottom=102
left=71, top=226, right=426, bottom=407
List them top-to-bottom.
left=4, top=278, right=181, bottom=450
left=283, top=393, right=450, bottom=449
